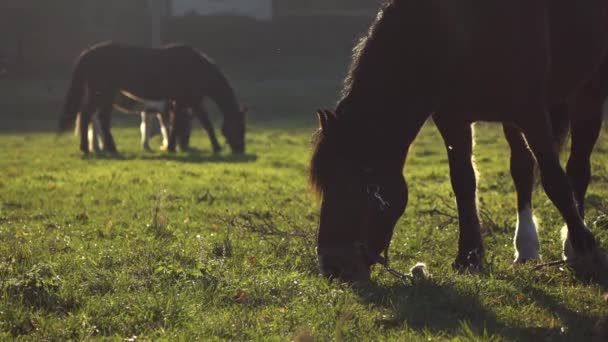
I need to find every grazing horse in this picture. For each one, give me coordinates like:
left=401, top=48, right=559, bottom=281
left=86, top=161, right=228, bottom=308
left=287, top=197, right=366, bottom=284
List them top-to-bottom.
left=310, top=1, right=608, bottom=282
left=59, top=41, right=246, bottom=154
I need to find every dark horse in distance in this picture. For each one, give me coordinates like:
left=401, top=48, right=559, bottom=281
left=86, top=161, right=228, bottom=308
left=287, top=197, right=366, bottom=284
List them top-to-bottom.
left=311, top=1, right=608, bottom=282
left=59, top=42, right=246, bottom=154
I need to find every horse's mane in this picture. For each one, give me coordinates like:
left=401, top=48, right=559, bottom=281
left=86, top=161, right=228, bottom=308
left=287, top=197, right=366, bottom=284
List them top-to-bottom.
left=310, top=2, right=393, bottom=196
left=340, top=3, right=390, bottom=102
left=310, top=129, right=329, bottom=196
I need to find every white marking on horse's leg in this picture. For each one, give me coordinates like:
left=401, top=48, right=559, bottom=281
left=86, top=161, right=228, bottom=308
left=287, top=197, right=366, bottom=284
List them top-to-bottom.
left=141, top=111, right=151, bottom=151
left=74, top=113, right=81, bottom=136
left=158, top=113, right=169, bottom=150
left=87, top=114, right=102, bottom=152
left=93, top=115, right=103, bottom=151
left=88, top=122, right=95, bottom=152
left=513, top=205, right=540, bottom=262
left=561, top=224, right=576, bottom=261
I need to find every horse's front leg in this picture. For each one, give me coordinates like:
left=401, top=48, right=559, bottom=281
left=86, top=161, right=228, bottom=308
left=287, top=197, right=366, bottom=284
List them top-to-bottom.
left=562, top=82, right=605, bottom=260
left=97, top=99, right=118, bottom=153
left=79, top=102, right=96, bottom=154
left=167, top=104, right=188, bottom=153
left=193, top=104, right=221, bottom=153
left=433, top=115, right=483, bottom=272
left=503, top=124, right=540, bottom=263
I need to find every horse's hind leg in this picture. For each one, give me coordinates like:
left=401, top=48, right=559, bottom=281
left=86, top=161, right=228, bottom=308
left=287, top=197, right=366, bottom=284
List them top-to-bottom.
left=562, top=89, right=604, bottom=260
left=567, top=90, right=605, bottom=217
left=96, top=97, right=118, bottom=153
left=79, top=101, right=97, bottom=154
left=193, top=104, right=221, bottom=153
left=516, top=108, right=597, bottom=258
left=434, top=115, right=483, bottom=271
left=503, top=124, right=540, bottom=262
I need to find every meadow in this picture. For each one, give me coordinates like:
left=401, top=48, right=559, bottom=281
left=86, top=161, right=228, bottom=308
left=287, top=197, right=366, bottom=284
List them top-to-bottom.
left=1, top=70, right=608, bottom=340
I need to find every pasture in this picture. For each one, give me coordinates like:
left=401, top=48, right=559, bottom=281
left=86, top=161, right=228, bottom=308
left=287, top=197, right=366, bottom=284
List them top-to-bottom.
left=1, top=74, right=608, bottom=340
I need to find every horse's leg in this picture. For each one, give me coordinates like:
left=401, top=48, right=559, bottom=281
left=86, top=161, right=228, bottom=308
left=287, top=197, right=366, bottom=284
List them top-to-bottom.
left=562, top=90, right=604, bottom=259
left=567, top=95, right=604, bottom=216
left=96, top=96, right=118, bottom=153
left=79, top=101, right=96, bottom=154
left=167, top=103, right=187, bottom=153
left=193, top=104, right=221, bottom=153
left=516, top=109, right=597, bottom=258
left=157, top=110, right=170, bottom=151
left=178, top=110, right=193, bottom=151
left=141, top=111, right=152, bottom=151
left=89, top=113, right=103, bottom=153
left=434, top=115, right=483, bottom=271
left=503, top=124, right=540, bottom=262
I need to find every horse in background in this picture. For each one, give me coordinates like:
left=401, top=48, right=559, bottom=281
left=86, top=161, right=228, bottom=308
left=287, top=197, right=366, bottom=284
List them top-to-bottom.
left=311, top=1, right=608, bottom=282
left=59, top=41, right=246, bottom=154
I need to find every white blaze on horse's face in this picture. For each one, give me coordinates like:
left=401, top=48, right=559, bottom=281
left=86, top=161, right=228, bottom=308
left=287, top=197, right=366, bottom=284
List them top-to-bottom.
left=513, top=205, right=540, bottom=263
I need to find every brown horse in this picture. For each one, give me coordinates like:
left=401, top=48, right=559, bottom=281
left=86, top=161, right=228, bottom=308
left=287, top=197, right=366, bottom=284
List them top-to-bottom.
left=311, top=1, right=608, bottom=282
left=59, top=41, right=246, bottom=154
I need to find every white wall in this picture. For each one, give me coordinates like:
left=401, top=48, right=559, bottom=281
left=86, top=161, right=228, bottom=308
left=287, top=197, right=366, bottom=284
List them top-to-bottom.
left=172, top=0, right=273, bottom=20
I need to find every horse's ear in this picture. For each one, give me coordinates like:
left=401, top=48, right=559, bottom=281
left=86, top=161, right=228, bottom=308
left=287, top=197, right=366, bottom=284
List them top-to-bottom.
left=317, top=109, right=336, bottom=135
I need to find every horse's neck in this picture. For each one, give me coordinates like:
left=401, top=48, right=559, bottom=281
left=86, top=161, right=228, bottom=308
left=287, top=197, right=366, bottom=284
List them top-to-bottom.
left=208, top=80, right=239, bottom=118
left=337, top=94, right=427, bottom=166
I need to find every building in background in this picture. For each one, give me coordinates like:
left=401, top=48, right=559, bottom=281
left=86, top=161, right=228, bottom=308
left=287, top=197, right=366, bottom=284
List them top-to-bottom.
left=0, top=0, right=377, bottom=74
left=81, top=0, right=170, bottom=46
left=171, top=0, right=273, bottom=21
left=273, top=0, right=376, bottom=17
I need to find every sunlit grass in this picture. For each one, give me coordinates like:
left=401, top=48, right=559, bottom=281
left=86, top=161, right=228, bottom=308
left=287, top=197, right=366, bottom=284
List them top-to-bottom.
left=0, top=122, right=607, bottom=340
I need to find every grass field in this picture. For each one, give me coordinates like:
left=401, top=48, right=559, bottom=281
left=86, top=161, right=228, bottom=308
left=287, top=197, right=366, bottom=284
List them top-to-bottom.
left=1, top=66, right=608, bottom=340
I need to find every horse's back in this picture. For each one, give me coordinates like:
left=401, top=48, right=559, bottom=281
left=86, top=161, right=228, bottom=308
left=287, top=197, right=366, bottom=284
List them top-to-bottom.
left=433, top=0, right=608, bottom=113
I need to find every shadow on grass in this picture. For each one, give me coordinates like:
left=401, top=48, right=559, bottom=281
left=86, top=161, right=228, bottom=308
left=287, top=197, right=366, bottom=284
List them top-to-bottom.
left=80, top=148, right=258, bottom=164
left=353, top=279, right=598, bottom=341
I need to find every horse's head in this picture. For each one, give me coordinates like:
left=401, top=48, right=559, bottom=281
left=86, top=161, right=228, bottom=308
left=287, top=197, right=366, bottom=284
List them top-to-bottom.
left=222, top=105, right=247, bottom=154
left=311, top=110, right=408, bottom=282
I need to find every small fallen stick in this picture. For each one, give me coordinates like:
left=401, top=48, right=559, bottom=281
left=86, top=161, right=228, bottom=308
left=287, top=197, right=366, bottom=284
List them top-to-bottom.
left=532, top=259, right=571, bottom=271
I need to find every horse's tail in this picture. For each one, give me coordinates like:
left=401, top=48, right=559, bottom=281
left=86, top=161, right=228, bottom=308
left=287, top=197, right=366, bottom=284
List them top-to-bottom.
left=59, top=56, right=88, bottom=133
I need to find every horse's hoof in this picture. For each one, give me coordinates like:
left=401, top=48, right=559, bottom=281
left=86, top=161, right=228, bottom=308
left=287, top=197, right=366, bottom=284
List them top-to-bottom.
left=159, top=145, right=168, bottom=152
left=562, top=225, right=597, bottom=261
left=566, top=247, right=608, bottom=284
left=453, top=249, right=483, bottom=273
left=513, top=254, right=541, bottom=264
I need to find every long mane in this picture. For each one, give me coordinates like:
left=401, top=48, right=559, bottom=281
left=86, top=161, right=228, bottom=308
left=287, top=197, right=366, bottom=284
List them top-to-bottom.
left=309, top=3, right=392, bottom=196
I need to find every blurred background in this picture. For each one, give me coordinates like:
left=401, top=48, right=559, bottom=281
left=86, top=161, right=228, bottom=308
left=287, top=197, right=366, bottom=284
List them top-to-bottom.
left=0, top=0, right=380, bottom=132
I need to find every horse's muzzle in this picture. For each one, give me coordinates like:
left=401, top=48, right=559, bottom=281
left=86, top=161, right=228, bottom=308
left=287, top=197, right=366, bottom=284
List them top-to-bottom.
left=316, top=243, right=374, bottom=283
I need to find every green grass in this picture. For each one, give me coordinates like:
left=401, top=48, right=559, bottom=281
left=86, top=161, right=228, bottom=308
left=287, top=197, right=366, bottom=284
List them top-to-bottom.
left=1, top=118, right=607, bottom=341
